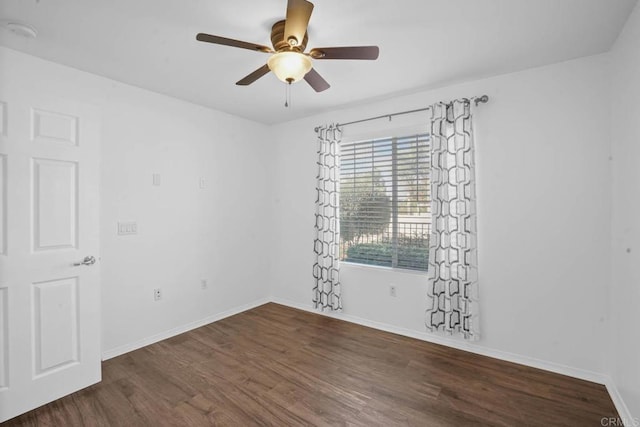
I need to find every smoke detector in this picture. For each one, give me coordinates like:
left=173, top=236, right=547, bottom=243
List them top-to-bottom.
left=3, top=22, right=38, bottom=39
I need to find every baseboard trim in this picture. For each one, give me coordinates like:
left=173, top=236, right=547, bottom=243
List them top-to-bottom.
left=270, top=296, right=608, bottom=385
left=101, top=297, right=271, bottom=361
left=605, top=378, right=636, bottom=426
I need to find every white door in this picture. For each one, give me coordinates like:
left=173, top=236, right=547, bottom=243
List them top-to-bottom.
left=0, top=91, right=101, bottom=422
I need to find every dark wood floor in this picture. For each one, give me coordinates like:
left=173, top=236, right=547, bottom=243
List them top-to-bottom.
left=5, top=303, right=617, bottom=426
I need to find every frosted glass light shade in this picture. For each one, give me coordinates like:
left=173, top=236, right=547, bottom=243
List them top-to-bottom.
left=267, top=52, right=312, bottom=83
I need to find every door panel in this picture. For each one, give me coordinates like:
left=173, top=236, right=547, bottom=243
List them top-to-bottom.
left=0, top=94, right=101, bottom=422
left=0, top=102, right=6, bottom=136
left=31, top=108, right=79, bottom=146
left=0, top=154, right=5, bottom=255
left=32, top=158, right=78, bottom=251
left=32, top=277, right=79, bottom=376
left=0, top=287, right=7, bottom=389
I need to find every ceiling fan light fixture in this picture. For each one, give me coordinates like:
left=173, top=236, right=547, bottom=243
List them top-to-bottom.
left=267, top=51, right=312, bottom=83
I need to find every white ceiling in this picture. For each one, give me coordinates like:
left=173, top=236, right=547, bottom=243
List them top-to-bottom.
left=0, top=0, right=637, bottom=124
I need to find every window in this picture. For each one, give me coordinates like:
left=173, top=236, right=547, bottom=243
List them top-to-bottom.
left=339, top=133, right=431, bottom=271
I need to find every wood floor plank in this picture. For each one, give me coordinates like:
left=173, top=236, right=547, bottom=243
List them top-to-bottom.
left=4, top=303, right=618, bottom=426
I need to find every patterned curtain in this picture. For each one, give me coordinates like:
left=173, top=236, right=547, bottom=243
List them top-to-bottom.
left=426, top=100, right=480, bottom=339
left=313, top=124, right=343, bottom=311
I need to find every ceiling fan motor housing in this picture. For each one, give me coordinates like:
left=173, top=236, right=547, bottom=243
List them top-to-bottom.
left=271, top=20, right=308, bottom=52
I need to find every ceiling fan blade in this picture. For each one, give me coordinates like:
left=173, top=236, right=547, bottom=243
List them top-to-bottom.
left=284, top=0, right=314, bottom=48
left=196, top=33, right=273, bottom=53
left=309, top=46, right=379, bottom=60
left=236, top=64, right=271, bottom=86
left=304, top=68, right=330, bottom=92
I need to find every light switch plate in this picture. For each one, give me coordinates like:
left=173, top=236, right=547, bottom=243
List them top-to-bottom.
left=152, top=173, right=161, bottom=186
left=117, top=221, right=137, bottom=235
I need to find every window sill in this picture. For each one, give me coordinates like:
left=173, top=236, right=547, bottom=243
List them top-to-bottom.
left=339, top=261, right=428, bottom=277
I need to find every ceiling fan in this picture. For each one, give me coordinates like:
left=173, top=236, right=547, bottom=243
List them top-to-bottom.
left=196, top=0, right=379, bottom=93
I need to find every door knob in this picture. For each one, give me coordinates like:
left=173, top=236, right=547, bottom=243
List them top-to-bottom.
left=73, top=256, right=96, bottom=266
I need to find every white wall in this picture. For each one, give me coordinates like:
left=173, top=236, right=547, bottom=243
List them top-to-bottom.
left=610, top=1, right=640, bottom=420
left=0, top=47, right=272, bottom=356
left=270, top=54, right=612, bottom=379
left=100, top=79, right=272, bottom=355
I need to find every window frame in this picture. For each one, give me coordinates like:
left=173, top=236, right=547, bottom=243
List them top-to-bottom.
left=338, top=125, right=431, bottom=273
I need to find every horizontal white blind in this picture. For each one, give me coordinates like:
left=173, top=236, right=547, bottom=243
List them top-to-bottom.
left=340, top=134, right=430, bottom=271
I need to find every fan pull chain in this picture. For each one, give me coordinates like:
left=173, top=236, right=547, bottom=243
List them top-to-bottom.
left=284, top=80, right=292, bottom=108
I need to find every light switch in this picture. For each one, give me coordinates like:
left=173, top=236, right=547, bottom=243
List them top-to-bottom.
left=152, top=173, right=161, bottom=186
left=199, top=177, right=206, bottom=189
left=118, top=221, right=138, bottom=235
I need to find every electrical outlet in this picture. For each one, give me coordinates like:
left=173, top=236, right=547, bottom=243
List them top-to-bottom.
left=201, top=279, right=208, bottom=290
left=389, top=285, right=397, bottom=297
left=154, top=288, right=162, bottom=301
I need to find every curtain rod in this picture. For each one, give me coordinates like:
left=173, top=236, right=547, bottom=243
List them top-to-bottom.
left=314, top=95, right=489, bottom=132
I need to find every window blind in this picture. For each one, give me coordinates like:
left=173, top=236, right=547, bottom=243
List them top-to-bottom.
left=339, top=133, right=431, bottom=271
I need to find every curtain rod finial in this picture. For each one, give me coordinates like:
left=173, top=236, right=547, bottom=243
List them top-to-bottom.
left=474, top=95, right=489, bottom=106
